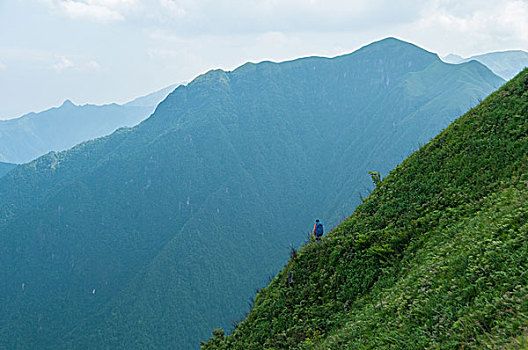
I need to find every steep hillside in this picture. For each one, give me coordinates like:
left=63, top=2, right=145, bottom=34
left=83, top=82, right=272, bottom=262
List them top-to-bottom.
left=0, top=38, right=504, bottom=349
left=444, top=50, right=528, bottom=80
left=203, top=69, right=528, bottom=349
left=0, top=85, right=175, bottom=164
left=0, top=161, right=16, bottom=178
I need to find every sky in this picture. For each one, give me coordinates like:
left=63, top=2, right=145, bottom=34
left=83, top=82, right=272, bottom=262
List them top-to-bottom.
left=0, top=0, right=527, bottom=120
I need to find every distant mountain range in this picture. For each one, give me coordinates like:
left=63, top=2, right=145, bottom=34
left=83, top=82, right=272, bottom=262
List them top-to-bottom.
left=0, top=38, right=505, bottom=349
left=443, top=50, right=528, bottom=80
left=0, top=84, right=176, bottom=164
left=123, top=84, right=179, bottom=108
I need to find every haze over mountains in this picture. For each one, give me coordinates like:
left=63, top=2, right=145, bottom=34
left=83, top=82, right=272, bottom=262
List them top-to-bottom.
left=0, top=38, right=505, bottom=349
left=3, top=46, right=522, bottom=166
left=443, top=50, right=528, bottom=80
left=0, top=84, right=176, bottom=164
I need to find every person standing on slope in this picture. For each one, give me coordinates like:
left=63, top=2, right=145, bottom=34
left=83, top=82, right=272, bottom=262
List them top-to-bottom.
left=313, top=219, right=324, bottom=242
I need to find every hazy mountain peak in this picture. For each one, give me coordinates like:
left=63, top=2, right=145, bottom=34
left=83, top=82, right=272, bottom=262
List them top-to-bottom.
left=356, top=37, right=438, bottom=57
left=443, top=50, right=528, bottom=80
left=443, top=53, right=464, bottom=63
left=193, top=69, right=231, bottom=85
left=0, top=84, right=180, bottom=163
left=61, top=99, right=75, bottom=107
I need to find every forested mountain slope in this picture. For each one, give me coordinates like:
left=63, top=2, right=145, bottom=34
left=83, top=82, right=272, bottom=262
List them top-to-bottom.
left=0, top=38, right=504, bottom=349
left=204, top=68, right=528, bottom=349
left=0, top=85, right=175, bottom=164
left=0, top=161, right=16, bottom=178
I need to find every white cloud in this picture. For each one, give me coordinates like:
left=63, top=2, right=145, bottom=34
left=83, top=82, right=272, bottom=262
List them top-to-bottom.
left=35, top=0, right=424, bottom=33
left=37, top=0, right=528, bottom=44
left=42, top=0, right=139, bottom=22
left=141, top=0, right=427, bottom=35
left=158, top=0, right=187, bottom=18
left=394, top=0, right=528, bottom=56
left=433, top=0, right=528, bottom=38
left=60, top=1, right=124, bottom=21
left=498, top=1, right=528, bottom=41
left=148, top=28, right=189, bottom=43
left=0, top=47, right=53, bottom=63
left=0, top=48, right=101, bottom=69
left=148, top=48, right=181, bottom=58
left=49, top=56, right=101, bottom=72
left=51, top=56, right=75, bottom=72
left=87, top=60, right=102, bottom=70
left=0, top=62, right=6, bottom=70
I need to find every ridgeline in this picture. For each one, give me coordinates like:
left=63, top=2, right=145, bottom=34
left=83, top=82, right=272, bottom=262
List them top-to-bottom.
left=203, top=69, right=528, bottom=349
left=0, top=85, right=174, bottom=164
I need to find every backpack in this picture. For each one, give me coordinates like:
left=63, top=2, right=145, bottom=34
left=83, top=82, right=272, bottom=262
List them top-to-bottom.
left=314, top=222, right=324, bottom=237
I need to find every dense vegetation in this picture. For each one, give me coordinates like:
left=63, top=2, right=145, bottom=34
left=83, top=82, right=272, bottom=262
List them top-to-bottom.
left=0, top=38, right=504, bottom=349
left=203, top=68, right=528, bottom=349
left=0, top=85, right=174, bottom=164
left=0, top=161, right=16, bottom=178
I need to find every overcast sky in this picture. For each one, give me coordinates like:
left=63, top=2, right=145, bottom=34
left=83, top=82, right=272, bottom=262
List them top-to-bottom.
left=1, top=0, right=527, bottom=119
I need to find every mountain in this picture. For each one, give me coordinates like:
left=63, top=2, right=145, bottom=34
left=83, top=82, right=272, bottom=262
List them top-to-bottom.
left=0, top=38, right=504, bottom=349
left=443, top=50, right=528, bottom=80
left=443, top=53, right=464, bottom=63
left=203, top=68, right=528, bottom=349
left=124, top=84, right=178, bottom=108
left=0, top=85, right=175, bottom=164
left=0, top=161, right=16, bottom=178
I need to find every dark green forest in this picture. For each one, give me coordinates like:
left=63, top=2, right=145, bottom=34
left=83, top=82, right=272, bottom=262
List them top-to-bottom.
left=0, top=38, right=505, bottom=349
left=203, top=68, right=528, bottom=349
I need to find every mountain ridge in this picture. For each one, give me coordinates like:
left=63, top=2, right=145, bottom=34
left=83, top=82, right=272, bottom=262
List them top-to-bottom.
left=443, top=49, right=528, bottom=80
left=0, top=85, right=176, bottom=164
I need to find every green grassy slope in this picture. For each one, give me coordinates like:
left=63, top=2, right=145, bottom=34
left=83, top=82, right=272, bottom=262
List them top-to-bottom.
left=203, top=69, right=528, bottom=349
